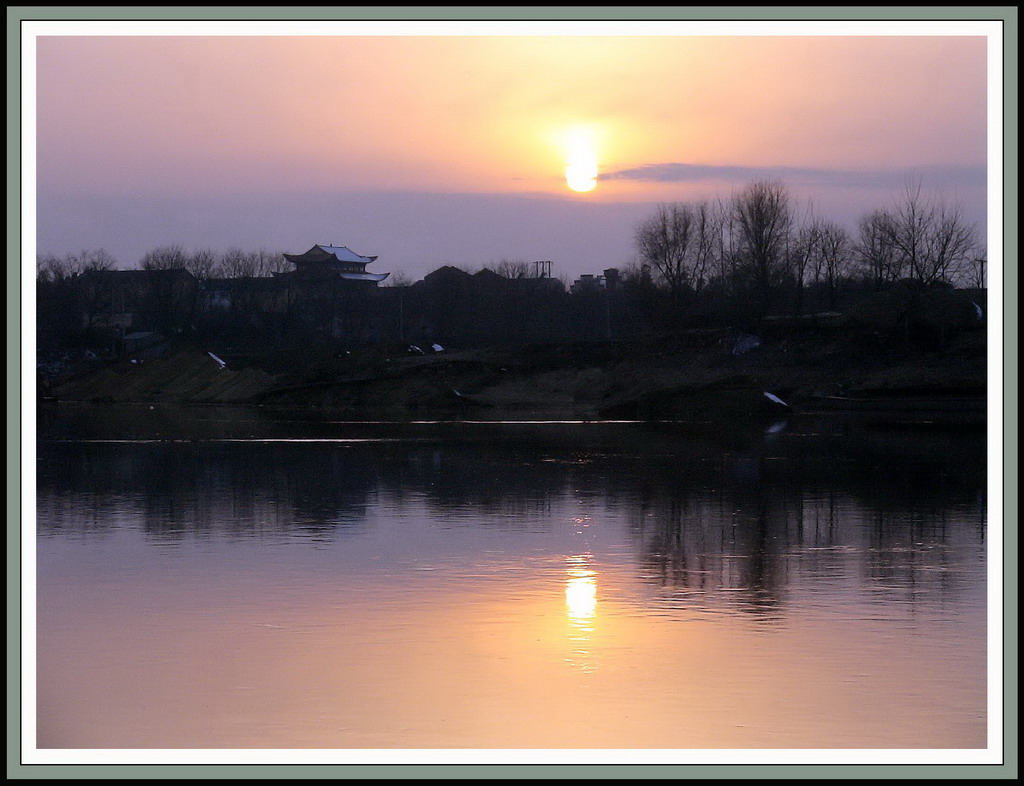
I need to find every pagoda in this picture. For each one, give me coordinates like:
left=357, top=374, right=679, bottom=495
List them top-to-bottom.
left=281, top=244, right=389, bottom=284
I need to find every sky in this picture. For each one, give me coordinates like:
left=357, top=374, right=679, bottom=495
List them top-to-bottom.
left=33, top=31, right=989, bottom=282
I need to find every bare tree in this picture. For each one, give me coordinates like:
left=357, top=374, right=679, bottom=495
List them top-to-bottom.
left=730, top=180, right=792, bottom=314
left=878, top=182, right=980, bottom=286
left=712, top=197, right=738, bottom=302
left=689, top=200, right=722, bottom=295
left=925, top=201, right=980, bottom=285
left=635, top=203, right=696, bottom=304
left=857, top=210, right=902, bottom=289
left=788, top=219, right=821, bottom=316
left=816, top=221, right=852, bottom=310
left=140, top=245, right=187, bottom=270
left=185, top=248, right=219, bottom=281
left=218, top=248, right=257, bottom=278
left=254, top=248, right=287, bottom=277
left=38, top=249, right=116, bottom=282
left=79, top=249, right=117, bottom=272
left=36, top=253, right=74, bottom=282
left=966, top=254, right=987, bottom=290
left=36, top=255, right=54, bottom=283
left=490, top=259, right=532, bottom=279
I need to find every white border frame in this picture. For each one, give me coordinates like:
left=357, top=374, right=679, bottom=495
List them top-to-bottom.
left=21, top=17, right=1005, bottom=767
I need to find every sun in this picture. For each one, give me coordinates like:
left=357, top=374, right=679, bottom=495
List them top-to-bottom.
left=562, top=127, right=599, bottom=193
left=566, top=159, right=597, bottom=193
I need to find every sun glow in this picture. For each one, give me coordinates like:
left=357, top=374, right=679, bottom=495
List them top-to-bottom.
left=562, top=126, right=599, bottom=193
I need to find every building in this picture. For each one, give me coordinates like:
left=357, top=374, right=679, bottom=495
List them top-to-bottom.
left=280, top=244, right=390, bottom=284
left=76, top=268, right=198, bottom=334
left=569, top=268, right=620, bottom=295
left=570, top=273, right=603, bottom=295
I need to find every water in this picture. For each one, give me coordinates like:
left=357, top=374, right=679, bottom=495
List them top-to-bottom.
left=35, top=407, right=988, bottom=749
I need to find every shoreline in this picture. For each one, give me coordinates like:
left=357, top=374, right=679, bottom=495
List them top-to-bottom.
left=40, top=326, right=987, bottom=427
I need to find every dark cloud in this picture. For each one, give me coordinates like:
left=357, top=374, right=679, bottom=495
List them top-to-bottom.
left=599, top=162, right=986, bottom=190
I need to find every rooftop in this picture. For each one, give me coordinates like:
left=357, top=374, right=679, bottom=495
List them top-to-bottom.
left=314, top=245, right=378, bottom=264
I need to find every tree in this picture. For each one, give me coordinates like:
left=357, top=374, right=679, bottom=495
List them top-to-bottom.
left=729, top=180, right=792, bottom=315
left=876, top=182, right=980, bottom=286
left=688, top=200, right=722, bottom=295
left=925, top=202, right=980, bottom=285
left=635, top=203, right=696, bottom=305
left=857, top=210, right=902, bottom=289
left=788, top=218, right=821, bottom=317
left=816, top=221, right=852, bottom=310
left=140, top=245, right=187, bottom=270
left=218, top=247, right=257, bottom=278
left=185, top=248, right=219, bottom=281
left=214, top=248, right=284, bottom=279
left=254, top=248, right=288, bottom=277
left=37, top=249, right=116, bottom=282
left=76, top=249, right=117, bottom=273
left=37, top=253, right=75, bottom=283
left=966, top=254, right=987, bottom=290
left=489, top=259, right=532, bottom=279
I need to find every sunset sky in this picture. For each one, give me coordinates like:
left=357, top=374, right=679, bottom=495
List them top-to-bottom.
left=32, top=28, right=990, bottom=281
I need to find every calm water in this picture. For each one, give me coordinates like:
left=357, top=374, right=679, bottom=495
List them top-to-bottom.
left=36, top=407, right=988, bottom=749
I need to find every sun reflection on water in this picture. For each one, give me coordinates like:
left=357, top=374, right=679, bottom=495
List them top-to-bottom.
left=565, top=554, right=597, bottom=633
left=565, top=572, right=597, bottom=624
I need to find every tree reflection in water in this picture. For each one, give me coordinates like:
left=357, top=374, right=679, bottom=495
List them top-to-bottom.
left=37, top=412, right=986, bottom=614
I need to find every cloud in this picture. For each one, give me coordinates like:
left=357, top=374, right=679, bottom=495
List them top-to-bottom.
left=599, top=162, right=986, bottom=190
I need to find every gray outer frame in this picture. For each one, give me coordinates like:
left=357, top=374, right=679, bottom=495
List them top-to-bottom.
left=7, top=5, right=1018, bottom=780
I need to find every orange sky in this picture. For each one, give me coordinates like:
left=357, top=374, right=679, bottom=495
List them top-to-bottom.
left=34, top=34, right=989, bottom=276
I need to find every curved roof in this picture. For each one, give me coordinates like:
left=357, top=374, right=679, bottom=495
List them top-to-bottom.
left=315, top=245, right=378, bottom=264
left=338, top=271, right=390, bottom=282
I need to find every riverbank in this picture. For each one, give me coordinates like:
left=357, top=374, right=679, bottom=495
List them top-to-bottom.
left=44, top=323, right=987, bottom=423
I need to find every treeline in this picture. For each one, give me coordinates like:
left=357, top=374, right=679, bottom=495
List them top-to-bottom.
left=35, top=179, right=986, bottom=356
left=631, top=179, right=985, bottom=323
left=36, top=245, right=289, bottom=282
left=36, top=246, right=296, bottom=351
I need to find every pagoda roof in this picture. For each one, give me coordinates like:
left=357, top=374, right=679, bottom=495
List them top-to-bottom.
left=284, top=243, right=376, bottom=266
left=282, top=244, right=388, bottom=284
left=318, top=245, right=377, bottom=264
left=338, top=271, right=390, bottom=282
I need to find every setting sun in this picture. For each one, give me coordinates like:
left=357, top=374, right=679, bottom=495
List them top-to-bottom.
left=563, top=126, right=599, bottom=193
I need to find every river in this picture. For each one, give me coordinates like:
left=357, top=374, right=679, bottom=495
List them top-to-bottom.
left=35, top=406, right=988, bottom=749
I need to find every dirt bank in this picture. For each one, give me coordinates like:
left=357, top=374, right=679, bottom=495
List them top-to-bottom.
left=47, top=321, right=987, bottom=422
left=50, top=350, right=276, bottom=404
